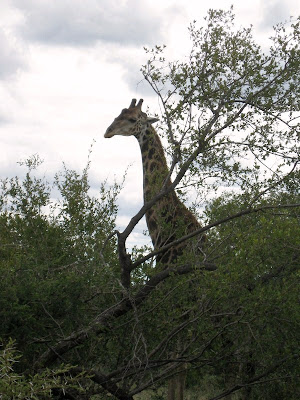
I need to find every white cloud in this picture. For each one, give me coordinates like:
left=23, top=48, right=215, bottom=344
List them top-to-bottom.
left=12, top=0, right=168, bottom=47
left=259, top=0, right=296, bottom=30
left=0, top=28, right=25, bottom=78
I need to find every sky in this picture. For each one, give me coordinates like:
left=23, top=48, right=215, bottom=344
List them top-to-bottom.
left=1, top=0, right=299, bottom=247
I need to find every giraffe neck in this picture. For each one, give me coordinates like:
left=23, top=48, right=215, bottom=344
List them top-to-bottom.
left=135, top=124, right=201, bottom=265
left=135, top=125, right=171, bottom=204
left=135, top=125, right=179, bottom=251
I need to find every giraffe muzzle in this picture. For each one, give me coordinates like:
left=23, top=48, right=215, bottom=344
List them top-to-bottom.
left=104, top=128, right=114, bottom=138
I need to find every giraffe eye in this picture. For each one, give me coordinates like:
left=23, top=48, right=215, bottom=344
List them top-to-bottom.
left=129, top=118, right=136, bottom=123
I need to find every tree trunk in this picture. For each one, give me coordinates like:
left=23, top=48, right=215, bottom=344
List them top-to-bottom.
left=167, top=364, right=187, bottom=400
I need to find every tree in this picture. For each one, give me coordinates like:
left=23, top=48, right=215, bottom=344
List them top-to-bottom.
left=0, top=8, right=299, bottom=400
left=0, top=155, right=121, bottom=397
left=200, top=189, right=299, bottom=399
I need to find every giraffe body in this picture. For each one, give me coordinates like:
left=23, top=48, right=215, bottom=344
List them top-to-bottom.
left=105, top=98, right=206, bottom=400
left=105, top=99, right=204, bottom=268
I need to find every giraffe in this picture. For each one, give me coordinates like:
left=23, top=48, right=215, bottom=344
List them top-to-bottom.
left=104, top=99, right=207, bottom=400
left=104, top=99, right=205, bottom=269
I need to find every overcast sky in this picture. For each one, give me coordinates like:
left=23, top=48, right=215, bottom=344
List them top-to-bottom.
left=1, top=0, right=299, bottom=246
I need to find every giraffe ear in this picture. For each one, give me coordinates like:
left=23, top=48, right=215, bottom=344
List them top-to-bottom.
left=147, top=117, right=159, bottom=124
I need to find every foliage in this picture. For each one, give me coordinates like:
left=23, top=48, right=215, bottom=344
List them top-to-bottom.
left=142, top=8, right=299, bottom=200
left=0, top=155, right=120, bottom=374
left=200, top=191, right=300, bottom=399
left=0, top=338, right=85, bottom=400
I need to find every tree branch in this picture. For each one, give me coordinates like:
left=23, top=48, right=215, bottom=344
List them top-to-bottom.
left=131, top=203, right=300, bottom=269
left=35, top=263, right=197, bottom=369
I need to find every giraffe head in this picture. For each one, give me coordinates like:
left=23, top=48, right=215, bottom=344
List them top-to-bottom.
left=104, top=99, right=159, bottom=138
